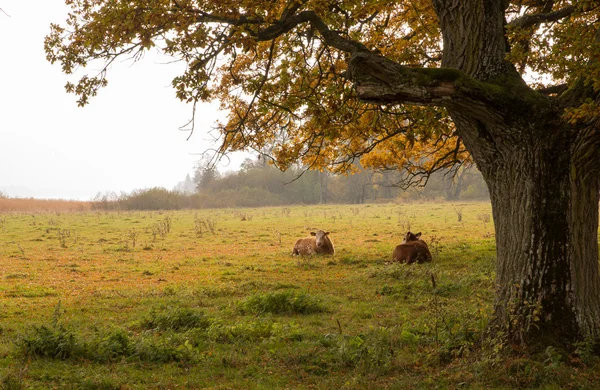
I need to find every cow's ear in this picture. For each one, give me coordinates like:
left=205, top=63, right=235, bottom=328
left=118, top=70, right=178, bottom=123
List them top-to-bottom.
left=310, top=232, right=316, bottom=236
left=324, top=232, right=330, bottom=235
left=415, top=232, right=422, bottom=238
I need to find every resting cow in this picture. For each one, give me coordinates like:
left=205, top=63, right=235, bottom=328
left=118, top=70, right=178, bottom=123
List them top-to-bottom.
left=292, top=230, right=335, bottom=256
left=392, top=231, right=432, bottom=264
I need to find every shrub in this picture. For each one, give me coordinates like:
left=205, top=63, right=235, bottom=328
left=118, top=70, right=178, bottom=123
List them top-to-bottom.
left=121, top=187, right=188, bottom=210
left=239, top=290, right=327, bottom=315
left=139, top=307, right=212, bottom=332
left=207, top=319, right=275, bottom=344
left=18, top=324, right=81, bottom=360
left=91, top=329, right=131, bottom=363
left=131, top=336, right=195, bottom=363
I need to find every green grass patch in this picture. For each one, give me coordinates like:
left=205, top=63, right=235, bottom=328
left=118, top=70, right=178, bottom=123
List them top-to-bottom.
left=239, top=290, right=327, bottom=315
left=138, top=307, right=212, bottom=331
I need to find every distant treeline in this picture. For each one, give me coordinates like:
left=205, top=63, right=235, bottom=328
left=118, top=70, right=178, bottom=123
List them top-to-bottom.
left=92, top=159, right=489, bottom=211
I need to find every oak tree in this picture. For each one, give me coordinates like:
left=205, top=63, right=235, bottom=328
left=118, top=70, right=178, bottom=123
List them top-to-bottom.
left=46, top=0, right=600, bottom=349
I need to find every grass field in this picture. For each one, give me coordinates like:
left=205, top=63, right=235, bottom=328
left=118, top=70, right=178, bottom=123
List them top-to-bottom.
left=1, top=202, right=599, bottom=389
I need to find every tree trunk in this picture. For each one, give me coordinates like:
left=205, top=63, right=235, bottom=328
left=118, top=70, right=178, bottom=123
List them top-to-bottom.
left=428, top=0, right=600, bottom=347
left=452, top=110, right=600, bottom=347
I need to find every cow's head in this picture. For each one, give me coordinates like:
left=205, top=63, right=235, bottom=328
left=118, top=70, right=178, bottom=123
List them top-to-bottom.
left=311, top=230, right=330, bottom=248
left=402, top=231, right=422, bottom=243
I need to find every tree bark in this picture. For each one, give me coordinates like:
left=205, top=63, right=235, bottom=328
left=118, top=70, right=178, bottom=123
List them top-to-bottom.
left=422, top=0, right=600, bottom=347
left=433, top=0, right=514, bottom=80
left=473, top=122, right=600, bottom=345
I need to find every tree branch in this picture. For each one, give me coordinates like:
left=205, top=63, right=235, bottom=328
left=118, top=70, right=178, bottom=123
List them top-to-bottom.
left=508, top=5, right=575, bottom=29
left=256, top=10, right=370, bottom=53
left=347, top=52, right=458, bottom=105
left=537, top=83, right=568, bottom=95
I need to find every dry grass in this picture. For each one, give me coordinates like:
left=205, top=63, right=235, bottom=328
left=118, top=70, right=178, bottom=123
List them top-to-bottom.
left=0, top=198, right=92, bottom=213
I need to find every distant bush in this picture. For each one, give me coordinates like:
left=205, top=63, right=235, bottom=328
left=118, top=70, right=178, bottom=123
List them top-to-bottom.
left=92, top=187, right=193, bottom=211
left=120, top=187, right=189, bottom=210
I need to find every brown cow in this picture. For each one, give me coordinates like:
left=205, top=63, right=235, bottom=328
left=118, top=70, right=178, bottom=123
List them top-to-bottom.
left=292, top=230, right=335, bottom=256
left=392, top=231, right=432, bottom=264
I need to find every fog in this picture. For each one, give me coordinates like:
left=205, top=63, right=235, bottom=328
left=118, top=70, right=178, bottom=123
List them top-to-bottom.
left=0, top=1, right=241, bottom=200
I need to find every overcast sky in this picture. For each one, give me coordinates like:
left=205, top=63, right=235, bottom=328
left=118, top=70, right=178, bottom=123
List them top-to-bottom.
left=0, top=1, right=244, bottom=200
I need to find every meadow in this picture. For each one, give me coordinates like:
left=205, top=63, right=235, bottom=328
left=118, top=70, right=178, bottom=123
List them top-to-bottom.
left=0, top=202, right=598, bottom=389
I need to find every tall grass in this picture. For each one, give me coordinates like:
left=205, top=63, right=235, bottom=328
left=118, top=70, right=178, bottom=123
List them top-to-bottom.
left=0, top=198, right=92, bottom=212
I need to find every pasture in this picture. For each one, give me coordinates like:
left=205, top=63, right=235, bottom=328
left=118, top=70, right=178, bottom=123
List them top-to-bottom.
left=0, top=202, right=598, bottom=389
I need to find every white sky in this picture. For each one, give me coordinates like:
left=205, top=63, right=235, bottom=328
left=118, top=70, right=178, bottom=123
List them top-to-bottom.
left=0, top=1, right=245, bottom=200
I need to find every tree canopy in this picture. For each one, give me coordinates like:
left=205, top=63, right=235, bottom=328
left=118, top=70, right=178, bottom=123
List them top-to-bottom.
left=45, top=1, right=598, bottom=178
left=47, top=1, right=600, bottom=348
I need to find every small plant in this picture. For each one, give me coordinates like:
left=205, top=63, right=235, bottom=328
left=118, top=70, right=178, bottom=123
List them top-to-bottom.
left=454, top=206, right=464, bottom=222
left=396, top=208, right=412, bottom=231
left=239, top=213, right=252, bottom=221
left=477, top=213, right=491, bottom=229
left=193, top=215, right=205, bottom=237
left=151, top=216, right=172, bottom=239
left=160, top=216, right=172, bottom=235
left=194, top=216, right=217, bottom=236
left=203, top=217, right=216, bottom=234
left=57, top=229, right=70, bottom=248
left=128, top=229, right=138, bottom=248
left=274, top=230, right=282, bottom=246
left=428, top=235, right=443, bottom=257
left=10, top=241, right=25, bottom=255
left=429, top=273, right=443, bottom=349
left=18, top=302, right=80, bottom=360
left=574, top=338, right=599, bottom=365
left=544, top=346, right=563, bottom=370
